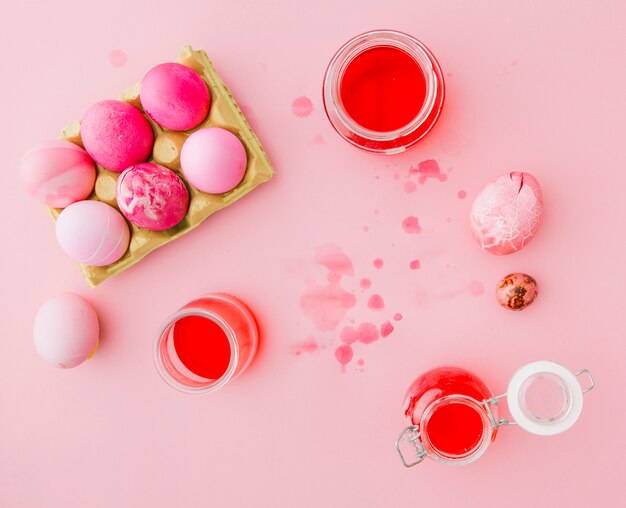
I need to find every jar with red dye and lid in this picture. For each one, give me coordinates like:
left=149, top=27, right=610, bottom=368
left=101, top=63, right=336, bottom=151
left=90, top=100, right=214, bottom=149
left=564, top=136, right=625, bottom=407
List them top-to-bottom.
left=323, top=29, right=445, bottom=154
left=154, top=293, right=258, bottom=394
left=396, top=361, right=594, bottom=466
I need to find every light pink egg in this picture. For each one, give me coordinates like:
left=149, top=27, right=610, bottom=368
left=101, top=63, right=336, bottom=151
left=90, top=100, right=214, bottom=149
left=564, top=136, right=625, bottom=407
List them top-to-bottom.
left=140, top=63, right=210, bottom=131
left=80, top=100, right=153, bottom=172
left=181, top=127, right=247, bottom=194
left=19, top=140, right=96, bottom=207
left=116, top=162, right=189, bottom=231
left=470, top=171, right=543, bottom=255
left=56, top=200, right=130, bottom=266
left=33, top=293, right=99, bottom=368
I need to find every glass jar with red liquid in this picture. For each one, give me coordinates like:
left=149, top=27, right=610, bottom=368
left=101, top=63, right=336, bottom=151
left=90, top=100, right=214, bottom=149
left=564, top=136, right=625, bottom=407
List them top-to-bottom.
left=323, top=30, right=445, bottom=154
left=154, top=293, right=258, bottom=394
left=396, top=361, right=594, bottom=466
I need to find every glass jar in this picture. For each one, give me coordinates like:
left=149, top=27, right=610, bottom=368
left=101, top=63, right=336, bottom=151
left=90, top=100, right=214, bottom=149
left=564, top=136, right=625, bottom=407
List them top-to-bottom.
left=323, top=29, right=445, bottom=154
left=154, top=293, right=258, bottom=394
left=396, top=361, right=594, bottom=467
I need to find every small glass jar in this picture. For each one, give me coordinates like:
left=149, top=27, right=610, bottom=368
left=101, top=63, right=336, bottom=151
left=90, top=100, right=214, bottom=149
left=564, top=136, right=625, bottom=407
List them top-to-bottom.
left=323, top=30, right=445, bottom=154
left=154, top=293, right=258, bottom=394
left=396, top=361, right=594, bottom=467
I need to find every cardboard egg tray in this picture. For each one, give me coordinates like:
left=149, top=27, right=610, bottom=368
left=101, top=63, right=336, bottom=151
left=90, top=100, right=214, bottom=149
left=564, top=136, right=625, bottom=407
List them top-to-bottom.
left=49, top=45, right=274, bottom=287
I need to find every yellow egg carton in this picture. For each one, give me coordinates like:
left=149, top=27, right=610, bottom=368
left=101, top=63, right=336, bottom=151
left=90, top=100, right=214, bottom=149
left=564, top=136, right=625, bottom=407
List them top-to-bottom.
left=49, top=45, right=274, bottom=287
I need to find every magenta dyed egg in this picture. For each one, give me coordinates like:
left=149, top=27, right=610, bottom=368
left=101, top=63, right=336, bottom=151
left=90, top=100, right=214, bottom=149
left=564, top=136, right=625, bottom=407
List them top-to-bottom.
left=140, top=63, right=210, bottom=131
left=80, top=100, right=153, bottom=172
left=19, top=140, right=96, bottom=207
left=116, top=162, right=189, bottom=231
left=470, top=172, right=543, bottom=255
left=56, top=200, right=130, bottom=266
left=496, top=273, right=538, bottom=311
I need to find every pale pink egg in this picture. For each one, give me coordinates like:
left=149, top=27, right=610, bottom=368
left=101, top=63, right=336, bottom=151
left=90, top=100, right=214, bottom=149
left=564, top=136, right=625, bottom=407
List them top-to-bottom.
left=140, top=63, right=210, bottom=131
left=80, top=100, right=153, bottom=172
left=180, top=127, right=247, bottom=194
left=19, top=140, right=96, bottom=207
left=116, top=162, right=189, bottom=231
left=470, top=171, right=543, bottom=255
left=56, top=200, right=130, bottom=266
left=33, top=293, right=99, bottom=368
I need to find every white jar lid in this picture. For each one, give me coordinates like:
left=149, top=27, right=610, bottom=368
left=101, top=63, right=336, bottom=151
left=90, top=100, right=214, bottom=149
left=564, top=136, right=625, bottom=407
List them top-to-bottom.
left=506, top=360, right=585, bottom=435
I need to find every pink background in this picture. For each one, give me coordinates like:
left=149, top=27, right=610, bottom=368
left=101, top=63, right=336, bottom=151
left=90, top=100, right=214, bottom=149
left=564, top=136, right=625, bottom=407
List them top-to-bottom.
left=1, top=1, right=625, bottom=506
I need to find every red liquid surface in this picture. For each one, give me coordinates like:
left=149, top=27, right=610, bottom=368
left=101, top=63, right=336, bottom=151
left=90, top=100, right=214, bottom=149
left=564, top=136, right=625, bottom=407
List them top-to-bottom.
left=340, top=46, right=426, bottom=132
left=173, top=315, right=231, bottom=380
left=404, top=367, right=497, bottom=458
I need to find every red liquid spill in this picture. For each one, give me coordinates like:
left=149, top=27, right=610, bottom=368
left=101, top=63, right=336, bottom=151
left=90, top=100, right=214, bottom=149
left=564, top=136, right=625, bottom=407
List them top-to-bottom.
left=340, top=46, right=426, bottom=132
left=410, top=159, right=447, bottom=184
left=402, top=216, right=422, bottom=234
left=315, top=244, right=354, bottom=276
left=373, top=258, right=384, bottom=269
left=409, top=259, right=421, bottom=270
left=359, top=278, right=372, bottom=289
left=469, top=280, right=485, bottom=297
left=368, top=294, right=385, bottom=310
left=393, top=313, right=403, bottom=321
left=173, top=316, right=231, bottom=380
left=380, top=320, right=394, bottom=337
left=340, top=322, right=379, bottom=345
left=290, top=336, right=322, bottom=356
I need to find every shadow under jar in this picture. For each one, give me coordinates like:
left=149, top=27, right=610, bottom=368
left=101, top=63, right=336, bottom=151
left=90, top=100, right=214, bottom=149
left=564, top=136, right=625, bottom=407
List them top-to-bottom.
left=323, top=30, right=445, bottom=154
left=154, top=293, right=258, bottom=394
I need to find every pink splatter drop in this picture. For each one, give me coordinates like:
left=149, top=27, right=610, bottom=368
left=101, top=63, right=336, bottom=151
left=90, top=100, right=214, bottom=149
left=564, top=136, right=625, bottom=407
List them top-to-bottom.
left=108, top=49, right=127, bottom=68
left=292, top=96, right=313, bottom=117
left=309, top=134, right=325, bottom=145
left=410, top=159, right=447, bottom=184
left=393, top=173, right=400, bottom=180
left=404, top=181, right=417, bottom=193
left=457, top=190, right=467, bottom=199
left=374, top=209, right=380, bottom=215
left=402, top=216, right=422, bottom=234
left=446, top=217, right=452, bottom=223
left=362, top=226, right=369, bottom=232
left=314, top=244, right=354, bottom=276
left=373, top=258, right=384, bottom=269
left=409, top=259, right=421, bottom=270
left=360, top=278, right=372, bottom=289
left=469, top=280, right=485, bottom=297
left=368, top=294, right=385, bottom=310
left=393, top=313, right=403, bottom=321
left=380, top=321, right=394, bottom=337
left=340, top=323, right=379, bottom=345
left=290, top=337, right=322, bottom=356
left=335, top=344, right=354, bottom=366
left=357, top=358, right=365, bottom=366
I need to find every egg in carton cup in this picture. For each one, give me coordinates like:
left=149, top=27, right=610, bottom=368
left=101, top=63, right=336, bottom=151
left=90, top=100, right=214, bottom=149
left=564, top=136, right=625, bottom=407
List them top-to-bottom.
left=48, top=45, right=274, bottom=287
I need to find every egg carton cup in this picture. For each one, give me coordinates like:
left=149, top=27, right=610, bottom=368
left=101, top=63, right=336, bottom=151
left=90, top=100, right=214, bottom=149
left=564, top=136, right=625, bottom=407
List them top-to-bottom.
left=49, top=45, right=274, bottom=287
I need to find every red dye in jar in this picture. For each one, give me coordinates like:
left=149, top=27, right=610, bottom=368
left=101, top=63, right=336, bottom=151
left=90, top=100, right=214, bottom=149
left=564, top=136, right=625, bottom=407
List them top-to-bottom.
left=340, top=46, right=426, bottom=132
left=403, top=367, right=497, bottom=460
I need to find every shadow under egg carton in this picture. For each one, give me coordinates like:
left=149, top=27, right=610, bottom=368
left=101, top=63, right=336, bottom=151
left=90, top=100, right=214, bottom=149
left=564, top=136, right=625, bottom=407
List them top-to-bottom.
left=48, top=45, right=275, bottom=287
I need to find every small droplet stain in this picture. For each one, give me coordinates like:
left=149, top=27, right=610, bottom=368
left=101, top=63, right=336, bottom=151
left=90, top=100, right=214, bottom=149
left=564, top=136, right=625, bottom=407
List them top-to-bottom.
left=108, top=49, right=127, bottom=68
left=291, top=96, right=313, bottom=117
left=309, top=134, right=325, bottom=145
left=404, top=181, right=417, bottom=193
left=457, top=190, right=467, bottom=199
left=374, top=209, right=380, bottom=215
left=402, top=216, right=422, bottom=234
left=446, top=217, right=452, bottom=223
left=362, top=226, right=369, bottom=232
left=373, top=258, right=384, bottom=269
left=409, top=260, right=421, bottom=270
left=360, top=278, right=372, bottom=289
left=469, top=280, right=485, bottom=297
left=368, top=294, right=385, bottom=310
left=393, top=313, right=403, bottom=321
left=380, top=320, right=394, bottom=337
left=335, top=344, right=354, bottom=366
left=357, top=358, right=365, bottom=366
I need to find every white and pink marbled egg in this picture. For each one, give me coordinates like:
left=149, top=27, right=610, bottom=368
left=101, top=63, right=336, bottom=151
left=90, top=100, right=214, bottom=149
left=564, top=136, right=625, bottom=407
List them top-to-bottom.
left=19, top=140, right=96, bottom=208
left=116, top=162, right=189, bottom=231
left=470, top=171, right=543, bottom=255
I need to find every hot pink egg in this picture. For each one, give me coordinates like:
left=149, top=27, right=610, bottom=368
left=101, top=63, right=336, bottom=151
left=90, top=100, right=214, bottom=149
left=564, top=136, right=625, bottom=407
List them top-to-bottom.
left=140, top=63, right=210, bottom=131
left=80, top=100, right=153, bottom=172
left=180, top=127, right=247, bottom=194
left=19, top=140, right=96, bottom=208
left=116, top=162, right=189, bottom=231
left=470, top=171, right=543, bottom=255
left=56, top=200, right=130, bottom=266
left=33, top=293, right=99, bottom=368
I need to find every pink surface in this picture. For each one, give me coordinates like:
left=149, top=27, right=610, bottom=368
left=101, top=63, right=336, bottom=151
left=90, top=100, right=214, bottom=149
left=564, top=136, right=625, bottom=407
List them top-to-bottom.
left=1, top=1, right=625, bottom=507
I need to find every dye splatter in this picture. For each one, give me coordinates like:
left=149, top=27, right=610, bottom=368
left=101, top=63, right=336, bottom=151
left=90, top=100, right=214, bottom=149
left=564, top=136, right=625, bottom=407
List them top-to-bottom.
left=108, top=49, right=127, bottom=68
left=291, top=96, right=313, bottom=117
left=309, top=134, right=325, bottom=145
left=409, top=159, right=448, bottom=184
left=404, top=181, right=417, bottom=193
left=457, top=190, right=467, bottom=199
left=402, top=216, right=422, bottom=234
left=362, top=226, right=369, bottom=232
left=373, top=258, right=384, bottom=269
left=409, top=259, right=421, bottom=270
left=360, top=278, right=372, bottom=289
left=469, top=280, right=485, bottom=297
left=368, top=294, right=385, bottom=310
left=393, top=313, right=403, bottom=321
left=380, top=321, right=394, bottom=338
left=340, top=322, right=379, bottom=345
left=290, top=337, right=323, bottom=356
left=335, top=344, right=354, bottom=367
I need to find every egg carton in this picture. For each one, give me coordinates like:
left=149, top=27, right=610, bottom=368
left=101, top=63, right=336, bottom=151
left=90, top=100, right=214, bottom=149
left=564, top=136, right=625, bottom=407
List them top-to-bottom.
left=49, top=45, right=274, bottom=287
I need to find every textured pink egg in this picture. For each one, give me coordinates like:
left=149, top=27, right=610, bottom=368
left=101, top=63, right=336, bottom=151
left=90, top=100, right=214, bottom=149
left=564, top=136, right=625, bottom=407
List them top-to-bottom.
left=140, top=63, right=210, bottom=131
left=80, top=100, right=153, bottom=172
left=181, top=127, right=247, bottom=194
left=19, top=140, right=96, bottom=207
left=116, top=162, right=189, bottom=231
left=470, top=172, right=543, bottom=255
left=56, top=200, right=130, bottom=266
left=496, top=273, right=538, bottom=311
left=33, top=293, right=99, bottom=368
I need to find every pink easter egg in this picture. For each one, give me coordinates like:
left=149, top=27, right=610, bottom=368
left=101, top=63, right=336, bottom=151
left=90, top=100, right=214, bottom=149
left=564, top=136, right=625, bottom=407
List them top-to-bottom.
left=140, top=63, right=210, bottom=131
left=80, top=100, right=153, bottom=172
left=180, top=127, right=247, bottom=194
left=19, top=140, right=96, bottom=208
left=116, top=162, right=189, bottom=231
left=470, top=171, right=543, bottom=255
left=56, top=200, right=130, bottom=266
left=33, top=293, right=99, bottom=368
